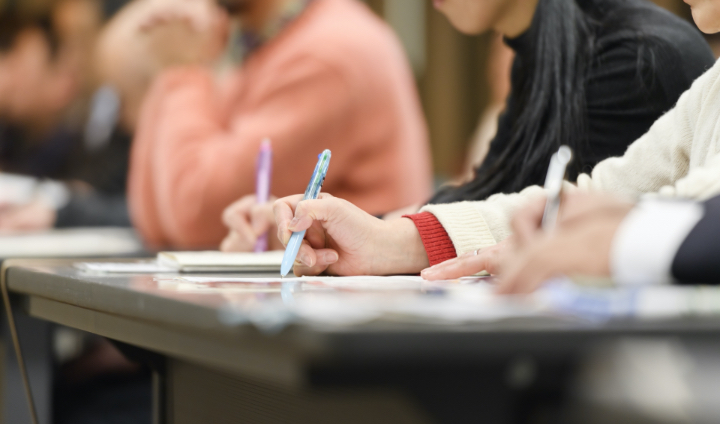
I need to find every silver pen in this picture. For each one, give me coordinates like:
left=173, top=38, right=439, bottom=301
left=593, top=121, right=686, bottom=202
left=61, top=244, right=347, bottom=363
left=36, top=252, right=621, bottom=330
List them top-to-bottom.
left=541, top=146, right=573, bottom=231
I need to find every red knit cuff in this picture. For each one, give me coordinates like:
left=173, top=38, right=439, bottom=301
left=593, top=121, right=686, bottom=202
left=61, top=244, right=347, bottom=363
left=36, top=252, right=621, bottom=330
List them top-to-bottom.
left=403, top=212, right=457, bottom=266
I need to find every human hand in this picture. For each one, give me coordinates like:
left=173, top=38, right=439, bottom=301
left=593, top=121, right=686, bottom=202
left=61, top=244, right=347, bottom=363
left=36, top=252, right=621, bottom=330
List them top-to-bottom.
left=140, top=0, right=228, bottom=68
left=140, top=0, right=225, bottom=33
left=274, top=194, right=429, bottom=276
left=497, top=194, right=634, bottom=294
left=220, top=195, right=282, bottom=252
left=0, top=200, right=57, bottom=233
left=420, top=238, right=511, bottom=280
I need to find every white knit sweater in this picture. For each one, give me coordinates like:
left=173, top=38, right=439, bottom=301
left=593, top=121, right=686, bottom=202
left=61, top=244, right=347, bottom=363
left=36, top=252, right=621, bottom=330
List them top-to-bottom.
left=422, top=58, right=720, bottom=256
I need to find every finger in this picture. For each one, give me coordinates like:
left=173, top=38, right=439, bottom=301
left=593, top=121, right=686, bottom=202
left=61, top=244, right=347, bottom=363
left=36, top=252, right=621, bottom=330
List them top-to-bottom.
left=286, top=194, right=338, bottom=233
left=222, top=195, right=256, bottom=228
left=274, top=195, right=305, bottom=245
left=511, top=197, right=546, bottom=246
left=250, top=203, right=274, bottom=235
left=223, top=212, right=256, bottom=248
left=304, top=220, right=327, bottom=250
left=220, top=230, right=252, bottom=252
left=220, top=232, right=235, bottom=252
left=295, top=241, right=318, bottom=268
left=290, top=242, right=324, bottom=277
left=496, top=244, right=556, bottom=295
left=293, top=249, right=338, bottom=277
left=421, top=251, right=489, bottom=280
left=496, top=261, right=546, bottom=295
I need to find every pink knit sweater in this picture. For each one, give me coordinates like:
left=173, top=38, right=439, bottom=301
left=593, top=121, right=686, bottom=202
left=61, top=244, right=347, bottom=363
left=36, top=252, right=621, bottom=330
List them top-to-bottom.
left=129, top=0, right=432, bottom=248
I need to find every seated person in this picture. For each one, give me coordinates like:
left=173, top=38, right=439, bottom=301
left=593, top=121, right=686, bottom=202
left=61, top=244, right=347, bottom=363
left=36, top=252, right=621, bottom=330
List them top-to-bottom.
left=129, top=0, right=432, bottom=249
left=222, top=0, right=714, bottom=252
left=267, top=0, right=720, bottom=279
left=0, top=1, right=134, bottom=230
left=0, top=10, right=80, bottom=180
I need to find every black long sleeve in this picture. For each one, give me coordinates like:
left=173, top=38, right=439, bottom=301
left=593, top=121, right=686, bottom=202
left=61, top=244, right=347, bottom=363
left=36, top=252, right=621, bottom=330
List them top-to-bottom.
left=671, top=195, right=720, bottom=285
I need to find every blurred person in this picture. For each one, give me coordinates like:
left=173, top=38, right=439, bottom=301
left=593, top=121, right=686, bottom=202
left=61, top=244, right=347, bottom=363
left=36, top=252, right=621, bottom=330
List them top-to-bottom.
left=96, top=0, right=227, bottom=132
left=130, top=0, right=432, bottom=249
left=223, top=0, right=712, bottom=253
left=0, top=2, right=135, bottom=231
left=0, top=13, right=77, bottom=174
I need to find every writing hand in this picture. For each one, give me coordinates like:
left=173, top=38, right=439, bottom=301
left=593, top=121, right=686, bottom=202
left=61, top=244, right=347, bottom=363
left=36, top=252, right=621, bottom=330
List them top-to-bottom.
left=221, top=194, right=281, bottom=252
left=274, top=194, right=428, bottom=276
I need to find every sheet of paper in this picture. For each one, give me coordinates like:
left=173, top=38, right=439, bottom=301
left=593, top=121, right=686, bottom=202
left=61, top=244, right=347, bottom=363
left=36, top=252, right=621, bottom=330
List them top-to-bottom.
left=75, top=262, right=175, bottom=273
left=178, top=275, right=432, bottom=290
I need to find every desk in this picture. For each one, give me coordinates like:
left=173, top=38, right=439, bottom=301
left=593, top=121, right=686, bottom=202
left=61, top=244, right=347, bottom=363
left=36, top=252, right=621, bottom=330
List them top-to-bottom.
left=0, top=229, right=145, bottom=424
left=5, top=260, right=720, bottom=424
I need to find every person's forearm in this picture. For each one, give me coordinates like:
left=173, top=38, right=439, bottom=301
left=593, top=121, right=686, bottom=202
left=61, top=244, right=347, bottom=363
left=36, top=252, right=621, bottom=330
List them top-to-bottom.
left=371, top=218, right=429, bottom=275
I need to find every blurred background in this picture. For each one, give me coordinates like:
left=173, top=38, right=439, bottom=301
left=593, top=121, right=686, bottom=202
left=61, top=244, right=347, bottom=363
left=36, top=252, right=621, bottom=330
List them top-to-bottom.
left=0, top=0, right=712, bottom=184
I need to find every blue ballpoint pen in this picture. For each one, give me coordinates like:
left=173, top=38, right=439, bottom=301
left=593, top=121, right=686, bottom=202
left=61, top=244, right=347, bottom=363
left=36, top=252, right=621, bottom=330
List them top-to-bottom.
left=280, top=150, right=332, bottom=277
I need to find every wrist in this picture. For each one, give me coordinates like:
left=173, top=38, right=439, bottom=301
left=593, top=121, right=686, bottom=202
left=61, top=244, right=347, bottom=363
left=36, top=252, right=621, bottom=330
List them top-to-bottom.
left=374, top=218, right=429, bottom=275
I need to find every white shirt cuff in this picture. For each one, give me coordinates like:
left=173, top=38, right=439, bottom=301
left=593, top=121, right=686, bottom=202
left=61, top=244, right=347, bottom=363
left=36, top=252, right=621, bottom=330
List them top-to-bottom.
left=611, top=199, right=704, bottom=286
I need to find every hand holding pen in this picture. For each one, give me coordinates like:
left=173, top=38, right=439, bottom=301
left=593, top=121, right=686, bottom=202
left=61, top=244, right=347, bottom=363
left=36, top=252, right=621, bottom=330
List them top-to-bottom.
left=220, top=139, right=278, bottom=253
left=421, top=146, right=574, bottom=282
left=280, top=150, right=332, bottom=276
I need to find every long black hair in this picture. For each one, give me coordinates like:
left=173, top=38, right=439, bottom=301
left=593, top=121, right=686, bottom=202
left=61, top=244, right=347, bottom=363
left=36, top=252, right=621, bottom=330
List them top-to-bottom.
left=430, top=0, right=679, bottom=203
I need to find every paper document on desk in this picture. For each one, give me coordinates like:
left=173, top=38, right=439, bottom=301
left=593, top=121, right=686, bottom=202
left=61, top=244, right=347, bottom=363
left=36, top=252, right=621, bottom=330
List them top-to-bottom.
left=158, top=250, right=285, bottom=272
left=75, top=262, right=175, bottom=273
left=178, top=275, right=432, bottom=290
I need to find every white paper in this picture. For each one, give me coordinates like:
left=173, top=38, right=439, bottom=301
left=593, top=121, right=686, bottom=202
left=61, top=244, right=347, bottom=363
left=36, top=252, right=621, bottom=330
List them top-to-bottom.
left=75, top=261, right=175, bottom=273
left=178, top=275, right=430, bottom=290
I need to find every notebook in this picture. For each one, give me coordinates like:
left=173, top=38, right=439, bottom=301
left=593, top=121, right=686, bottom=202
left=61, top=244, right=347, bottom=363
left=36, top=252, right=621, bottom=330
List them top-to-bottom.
left=157, top=250, right=285, bottom=272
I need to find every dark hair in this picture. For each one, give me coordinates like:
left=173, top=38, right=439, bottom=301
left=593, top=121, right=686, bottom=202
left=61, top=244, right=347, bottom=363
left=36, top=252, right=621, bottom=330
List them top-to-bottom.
left=430, top=0, right=675, bottom=203
left=0, top=10, right=60, bottom=57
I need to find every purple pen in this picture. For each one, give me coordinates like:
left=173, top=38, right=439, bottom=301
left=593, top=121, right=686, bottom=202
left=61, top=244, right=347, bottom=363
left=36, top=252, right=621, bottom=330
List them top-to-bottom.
left=254, top=139, right=273, bottom=252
